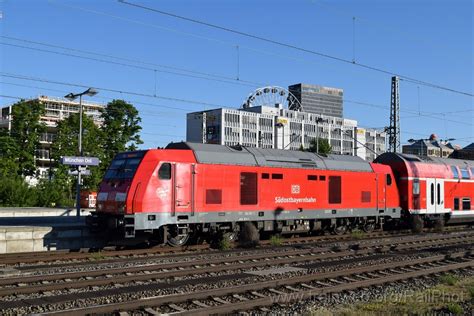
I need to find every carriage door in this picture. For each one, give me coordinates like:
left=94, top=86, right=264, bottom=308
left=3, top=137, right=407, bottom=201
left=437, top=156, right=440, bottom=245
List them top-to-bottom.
left=173, top=163, right=194, bottom=216
left=426, top=179, right=436, bottom=213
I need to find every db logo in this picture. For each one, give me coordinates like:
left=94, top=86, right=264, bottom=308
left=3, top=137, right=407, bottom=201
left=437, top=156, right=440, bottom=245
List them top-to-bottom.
left=291, top=185, right=300, bottom=194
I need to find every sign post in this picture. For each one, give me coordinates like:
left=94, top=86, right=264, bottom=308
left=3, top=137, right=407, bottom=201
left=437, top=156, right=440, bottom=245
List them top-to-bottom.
left=61, top=156, right=99, bottom=216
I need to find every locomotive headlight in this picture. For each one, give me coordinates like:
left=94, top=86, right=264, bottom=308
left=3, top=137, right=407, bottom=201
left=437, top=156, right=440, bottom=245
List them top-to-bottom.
left=97, top=203, right=103, bottom=211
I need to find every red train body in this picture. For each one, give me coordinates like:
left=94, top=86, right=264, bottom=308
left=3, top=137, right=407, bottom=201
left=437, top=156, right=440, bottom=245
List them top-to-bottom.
left=89, top=142, right=473, bottom=245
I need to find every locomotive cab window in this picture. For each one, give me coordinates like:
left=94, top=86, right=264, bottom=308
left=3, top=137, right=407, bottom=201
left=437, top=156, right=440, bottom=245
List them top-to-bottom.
left=158, top=163, right=171, bottom=180
left=240, top=172, right=258, bottom=205
left=261, top=173, right=270, bottom=179
left=272, top=173, right=283, bottom=179
left=386, top=174, right=392, bottom=186
left=307, top=175, right=318, bottom=181
left=328, top=176, right=342, bottom=204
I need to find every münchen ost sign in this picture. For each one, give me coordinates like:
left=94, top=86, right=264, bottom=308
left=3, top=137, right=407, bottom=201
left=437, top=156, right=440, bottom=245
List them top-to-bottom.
left=60, top=156, right=100, bottom=166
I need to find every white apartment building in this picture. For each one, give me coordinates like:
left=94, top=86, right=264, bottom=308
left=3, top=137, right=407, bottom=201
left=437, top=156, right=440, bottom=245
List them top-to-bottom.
left=0, top=95, right=104, bottom=180
left=187, top=105, right=385, bottom=159
left=355, top=127, right=387, bottom=161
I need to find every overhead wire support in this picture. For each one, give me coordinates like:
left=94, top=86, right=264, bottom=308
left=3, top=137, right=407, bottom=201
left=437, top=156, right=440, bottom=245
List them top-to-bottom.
left=118, top=0, right=473, bottom=98
left=388, top=76, right=401, bottom=153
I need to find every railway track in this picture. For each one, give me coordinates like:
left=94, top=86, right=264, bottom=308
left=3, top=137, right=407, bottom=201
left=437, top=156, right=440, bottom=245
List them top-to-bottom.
left=0, top=225, right=469, bottom=266
left=0, top=230, right=472, bottom=314
left=13, top=251, right=473, bottom=315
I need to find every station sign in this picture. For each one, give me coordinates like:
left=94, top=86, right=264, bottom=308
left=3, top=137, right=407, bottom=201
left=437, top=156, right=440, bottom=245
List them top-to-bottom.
left=60, top=156, right=100, bottom=166
left=68, top=169, right=91, bottom=176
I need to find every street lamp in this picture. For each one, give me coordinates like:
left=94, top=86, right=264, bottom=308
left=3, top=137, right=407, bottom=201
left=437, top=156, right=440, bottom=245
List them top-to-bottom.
left=64, top=88, right=98, bottom=217
left=336, top=128, right=379, bottom=157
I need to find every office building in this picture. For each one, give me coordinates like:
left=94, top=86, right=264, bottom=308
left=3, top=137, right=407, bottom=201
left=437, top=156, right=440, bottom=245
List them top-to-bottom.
left=288, top=83, right=343, bottom=118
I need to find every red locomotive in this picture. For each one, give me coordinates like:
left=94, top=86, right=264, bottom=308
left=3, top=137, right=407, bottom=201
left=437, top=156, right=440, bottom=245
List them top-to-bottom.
left=88, top=142, right=473, bottom=246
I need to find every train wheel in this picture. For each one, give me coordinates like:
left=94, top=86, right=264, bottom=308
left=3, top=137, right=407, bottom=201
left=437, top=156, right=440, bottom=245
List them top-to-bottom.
left=239, top=222, right=259, bottom=248
left=362, top=222, right=376, bottom=233
left=332, top=224, right=348, bottom=235
left=167, top=233, right=190, bottom=247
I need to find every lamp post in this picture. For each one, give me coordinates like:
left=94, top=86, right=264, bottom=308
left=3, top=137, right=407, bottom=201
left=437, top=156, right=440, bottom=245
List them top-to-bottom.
left=64, top=88, right=98, bottom=217
left=315, top=117, right=323, bottom=154
left=336, top=128, right=379, bottom=158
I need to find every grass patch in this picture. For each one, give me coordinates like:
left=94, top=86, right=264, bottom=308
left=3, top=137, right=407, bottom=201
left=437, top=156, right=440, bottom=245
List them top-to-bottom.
left=350, top=230, right=365, bottom=240
left=269, top=235, right=283, bottom=247
left=89, top=251, right=105, bottom=261
left=439, top=273, right=459, bottom=286
left=321, top=276, right=474, bottom=316
left=446, top=303, right=464, bottom=315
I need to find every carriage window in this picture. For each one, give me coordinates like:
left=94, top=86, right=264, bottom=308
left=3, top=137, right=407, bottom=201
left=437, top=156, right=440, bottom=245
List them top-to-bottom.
left=158, top=163, right=171, bottom=180
left=451, top=166, right=459, bottom=179
left=460, top=168, right=470, bottom=179
left=240, top=172, right=258, bottom=205
left=261, top=173, right=270, bottom=179
left=272, top=173, right=283, bottom=179
left=386, top=174, right=392, bottom=186
left=307, top=175, right=318, bottom=181
left=328, top=176, right=342, bottom=204
left=413, top=179, right=420, bottom=195
left=430, top=183, right=434, bottom=205
left=206, top=189, right=222, bottom=204
left=454, top=198, right=460, bottom=210
left=463, top=198, right=471, bottom=210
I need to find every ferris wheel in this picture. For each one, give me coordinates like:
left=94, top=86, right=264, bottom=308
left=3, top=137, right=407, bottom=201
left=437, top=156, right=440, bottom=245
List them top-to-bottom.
left=242, top=86, right=302, bottom=111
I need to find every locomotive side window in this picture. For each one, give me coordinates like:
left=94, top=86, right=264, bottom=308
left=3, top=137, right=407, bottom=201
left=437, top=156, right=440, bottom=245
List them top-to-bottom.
left=158, top=163, right=171, bottom=180
left=451, top=166, right=459, bottom=179
left=460, top=168, right=469, bottom=179
left=471, top=168, right=474, bottom=178
left=240, top=172, right=258, bottom=205
left=262, top=173, right=270, bottom=179
left=272, top=173, right=283, bottom=179
left=386, top=174, right=392, bottom=186
left=307, top=175, right=318, bottom=181
left=319, top=175, right=326, bottom=181
left=328, top=176, right=342, bottom=204
left=206, top=189, right=222, bottom=204
left=361, top=191, right=371, bottom=203
left=454, top=198, right=460, bottom=210
left=463, top=198, right=471, bottom=210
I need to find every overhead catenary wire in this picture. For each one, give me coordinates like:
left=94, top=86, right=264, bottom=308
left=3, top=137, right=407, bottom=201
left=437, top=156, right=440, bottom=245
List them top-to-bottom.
left=119, top=0, right=473, bottom=98
left=2, top=72, right=472, bottom=127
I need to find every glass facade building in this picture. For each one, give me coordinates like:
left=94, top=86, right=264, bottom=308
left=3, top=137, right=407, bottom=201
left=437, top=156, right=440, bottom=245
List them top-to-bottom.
left=288, top=83, right=343, bottom=118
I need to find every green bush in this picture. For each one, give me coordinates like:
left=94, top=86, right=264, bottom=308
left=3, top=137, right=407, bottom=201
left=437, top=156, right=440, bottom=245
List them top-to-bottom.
left=0, top=177, right=37, bottom=206
left=351, top=230, right=365, bottom=239
left=217, top=235, right=232, bottom=250
left=269, top=235, right=283, bottom=246
left=439, top=274, right=459, bottom=286
left=447, top=303, right=463, bottom=315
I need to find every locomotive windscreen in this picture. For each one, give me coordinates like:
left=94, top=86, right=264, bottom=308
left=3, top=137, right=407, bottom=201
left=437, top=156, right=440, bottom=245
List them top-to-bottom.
left=104, top=151, right=146, bottom=180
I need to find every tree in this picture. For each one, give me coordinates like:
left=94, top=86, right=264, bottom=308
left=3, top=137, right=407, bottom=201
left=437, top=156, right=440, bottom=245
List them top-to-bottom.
left=9, top=99, right=46, bottom=177
left=101, top=99, right=142, bottom=169
left=52, top=112, right=105, bottom=193
left=0, top=130, right=20, bottom=177
left=307, top=138, right=332, bottom=155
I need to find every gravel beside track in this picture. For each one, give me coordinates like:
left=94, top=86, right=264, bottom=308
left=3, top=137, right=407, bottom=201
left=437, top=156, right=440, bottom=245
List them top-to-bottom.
left=0, top=228, right=472, bottom=315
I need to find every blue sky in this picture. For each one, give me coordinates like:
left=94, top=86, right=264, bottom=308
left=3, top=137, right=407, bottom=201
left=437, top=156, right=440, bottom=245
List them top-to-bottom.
left=0, top=0, right=472, bottom=148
